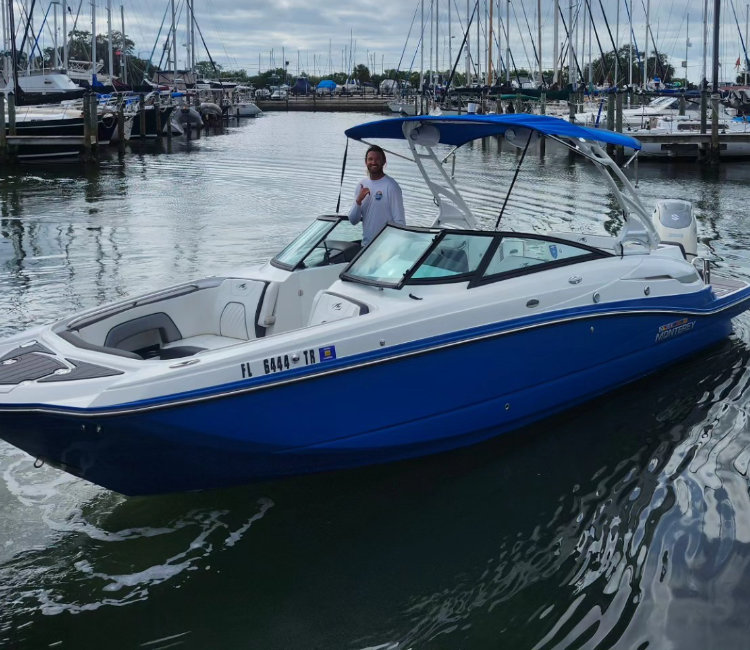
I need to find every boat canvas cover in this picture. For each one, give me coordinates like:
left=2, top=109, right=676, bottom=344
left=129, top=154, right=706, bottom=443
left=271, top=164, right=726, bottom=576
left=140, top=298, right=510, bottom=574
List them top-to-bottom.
left=345, top=114, right=642, bottom=150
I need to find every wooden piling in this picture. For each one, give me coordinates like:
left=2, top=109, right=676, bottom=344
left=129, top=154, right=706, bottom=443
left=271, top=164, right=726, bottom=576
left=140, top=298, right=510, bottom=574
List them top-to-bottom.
left=615, top=91, right=624, bottom=164
left=8, top=92, right=16, bottom=136
left=82, top=93, right=92, bottom=159
left=90, top=93, right=99, bottom=157
left=139, top=93, right=146, bottom=141
left=710, top=93, right=720, bottom=165
left=0, top=94, right=6, bottom=159
left=166, top=95, right=172, bottom=140
left=117, top=99, right=125, bottom=152
left=154, top=103, right=162, bottom=141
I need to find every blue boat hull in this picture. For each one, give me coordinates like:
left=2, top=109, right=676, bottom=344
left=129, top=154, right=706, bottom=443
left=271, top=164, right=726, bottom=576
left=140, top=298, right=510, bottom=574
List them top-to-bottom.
left=0, top=299, right=745, bottom=495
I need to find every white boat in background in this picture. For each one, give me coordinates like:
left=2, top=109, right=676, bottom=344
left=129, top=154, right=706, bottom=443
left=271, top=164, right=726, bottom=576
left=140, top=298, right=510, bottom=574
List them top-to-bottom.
left=1, top=70, right=86, bottom=104
left=575, top=95, right=699, bottom=129
left=388, top=98, right=419, bottom=115
left=229, top=99, right=262, bottom=117
left=1, top=114, right=749, bottom=495
left=630, top=114, right=750, bottom=159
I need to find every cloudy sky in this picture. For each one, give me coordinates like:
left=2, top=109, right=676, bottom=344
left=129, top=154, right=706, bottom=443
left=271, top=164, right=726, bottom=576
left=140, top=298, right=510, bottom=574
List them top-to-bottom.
left=48, top=0, right=750, bottom=84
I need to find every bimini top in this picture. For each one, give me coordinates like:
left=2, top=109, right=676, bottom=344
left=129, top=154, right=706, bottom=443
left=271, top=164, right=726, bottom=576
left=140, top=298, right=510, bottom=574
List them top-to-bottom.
left=344, top=113, right=642, bottom=151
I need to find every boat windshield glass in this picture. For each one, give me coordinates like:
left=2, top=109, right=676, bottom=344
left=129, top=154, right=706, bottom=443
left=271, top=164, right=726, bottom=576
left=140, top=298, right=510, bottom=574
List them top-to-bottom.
left=272, top=218, right=362, bottom=270
left=273, top=219, right=333, bottom=268
left=344, top=227, right=437, bottom=287
left=410, top=232, right=494, bottom=279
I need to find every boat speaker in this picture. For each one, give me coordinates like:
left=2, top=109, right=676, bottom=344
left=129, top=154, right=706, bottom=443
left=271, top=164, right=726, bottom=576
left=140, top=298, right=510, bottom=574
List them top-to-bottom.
left=651, top=199, right=698, bottom=259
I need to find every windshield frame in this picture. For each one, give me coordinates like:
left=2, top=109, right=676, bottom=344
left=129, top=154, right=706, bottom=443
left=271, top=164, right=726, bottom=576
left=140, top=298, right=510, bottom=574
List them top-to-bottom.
left=271, top=215, right=350, bottom=271
left=340, top=225, right=441, bottom=288
left=341, top=225, right=612, bottom=289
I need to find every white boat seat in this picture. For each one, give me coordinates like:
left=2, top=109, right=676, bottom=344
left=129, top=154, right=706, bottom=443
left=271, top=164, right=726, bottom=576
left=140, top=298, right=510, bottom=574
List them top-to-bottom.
left=257, top=282, right=279, bottom=328
left=219, top=302, right=249, bottom=339
left=104, top=312, right=184, bottom=357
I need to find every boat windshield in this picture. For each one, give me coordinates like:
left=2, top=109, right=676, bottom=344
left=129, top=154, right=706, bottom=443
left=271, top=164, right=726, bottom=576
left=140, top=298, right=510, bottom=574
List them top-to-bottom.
left=272, top=217, right=362, bottom=270
left=343, top=226, right=606, bottom=288
left=343, top=227, right=438, bottom=287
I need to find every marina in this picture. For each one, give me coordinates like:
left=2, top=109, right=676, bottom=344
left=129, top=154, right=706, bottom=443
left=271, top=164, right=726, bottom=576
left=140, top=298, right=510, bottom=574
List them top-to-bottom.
left=1, top=111, right=750, bottom=647
left=4, top=113, right=748, bottom=496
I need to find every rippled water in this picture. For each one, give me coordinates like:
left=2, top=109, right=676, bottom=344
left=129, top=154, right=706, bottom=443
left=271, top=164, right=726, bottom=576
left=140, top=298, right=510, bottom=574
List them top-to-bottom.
left=1, top=112, right=750, bottom=649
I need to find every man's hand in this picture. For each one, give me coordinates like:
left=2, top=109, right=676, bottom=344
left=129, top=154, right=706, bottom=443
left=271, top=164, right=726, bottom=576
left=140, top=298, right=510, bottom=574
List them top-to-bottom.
left=356, top=184, right=370, bottom=206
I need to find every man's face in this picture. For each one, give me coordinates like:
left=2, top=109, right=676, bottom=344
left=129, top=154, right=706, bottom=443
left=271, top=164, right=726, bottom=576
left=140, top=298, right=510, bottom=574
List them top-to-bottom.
left=365, top=151, right=385, bottom=177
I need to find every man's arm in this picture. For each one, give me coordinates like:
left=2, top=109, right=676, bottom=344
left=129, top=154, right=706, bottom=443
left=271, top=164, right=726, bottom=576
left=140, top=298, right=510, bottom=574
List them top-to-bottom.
left=390, top=181, right=406, bottom=226
left=348, top=183, right=367, bottom=224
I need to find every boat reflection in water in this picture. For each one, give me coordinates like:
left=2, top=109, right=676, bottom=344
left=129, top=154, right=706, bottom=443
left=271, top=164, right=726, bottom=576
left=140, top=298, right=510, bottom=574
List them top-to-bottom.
left=0, top=113, right=749, bottom=495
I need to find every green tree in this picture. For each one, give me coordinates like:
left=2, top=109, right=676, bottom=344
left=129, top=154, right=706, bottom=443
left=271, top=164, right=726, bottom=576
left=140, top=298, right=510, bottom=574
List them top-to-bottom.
left=352, top=63, right=371, bottom=83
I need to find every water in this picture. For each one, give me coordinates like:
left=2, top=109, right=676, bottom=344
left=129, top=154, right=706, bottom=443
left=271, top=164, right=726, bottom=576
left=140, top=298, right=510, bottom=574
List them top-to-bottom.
left=1, top=112, right=750, bottom=649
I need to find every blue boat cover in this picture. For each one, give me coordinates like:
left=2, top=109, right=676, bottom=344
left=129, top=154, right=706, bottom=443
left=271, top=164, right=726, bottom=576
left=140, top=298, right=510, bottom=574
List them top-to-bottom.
left=345, top=113, right=642, bottom=150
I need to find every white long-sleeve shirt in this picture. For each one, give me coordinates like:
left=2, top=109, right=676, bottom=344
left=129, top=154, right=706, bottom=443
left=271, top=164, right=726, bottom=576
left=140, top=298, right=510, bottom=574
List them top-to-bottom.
left=347, top=175, right=406, bottom=246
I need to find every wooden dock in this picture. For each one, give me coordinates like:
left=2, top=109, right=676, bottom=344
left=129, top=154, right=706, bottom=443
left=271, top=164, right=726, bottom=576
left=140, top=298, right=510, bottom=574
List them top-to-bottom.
left=255, top=96, right=391, bottom=113
left=630, top=131, right=750, bottom=159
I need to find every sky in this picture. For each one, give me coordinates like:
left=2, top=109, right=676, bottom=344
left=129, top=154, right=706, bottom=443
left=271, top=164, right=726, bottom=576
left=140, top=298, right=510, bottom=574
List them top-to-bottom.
left=35, top=0, right=750, bottom=84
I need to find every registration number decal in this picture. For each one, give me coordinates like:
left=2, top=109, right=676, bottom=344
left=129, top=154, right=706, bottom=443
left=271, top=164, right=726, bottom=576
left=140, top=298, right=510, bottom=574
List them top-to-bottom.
left=240, top=345, right=337, bottom=378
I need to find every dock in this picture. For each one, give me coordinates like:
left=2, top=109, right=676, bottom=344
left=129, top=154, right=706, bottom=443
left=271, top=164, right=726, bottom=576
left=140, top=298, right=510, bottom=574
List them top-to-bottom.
left=255, top=96, right=391, bottom=113
left=629, top=131, right=750, bottom=160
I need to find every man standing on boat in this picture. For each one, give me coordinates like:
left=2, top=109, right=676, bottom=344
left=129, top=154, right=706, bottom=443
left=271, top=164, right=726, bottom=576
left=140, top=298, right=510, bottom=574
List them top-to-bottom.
left=348, top=145, right=405, bottom=245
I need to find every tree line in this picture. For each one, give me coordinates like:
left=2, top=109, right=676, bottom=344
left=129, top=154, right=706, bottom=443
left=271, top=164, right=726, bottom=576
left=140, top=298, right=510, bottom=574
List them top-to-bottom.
left=28, top=29, right=732, bottom=91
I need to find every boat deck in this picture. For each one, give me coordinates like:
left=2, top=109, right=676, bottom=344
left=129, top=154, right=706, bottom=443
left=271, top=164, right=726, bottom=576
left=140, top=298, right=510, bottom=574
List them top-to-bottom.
left=712, top=274, right=748, bottom=297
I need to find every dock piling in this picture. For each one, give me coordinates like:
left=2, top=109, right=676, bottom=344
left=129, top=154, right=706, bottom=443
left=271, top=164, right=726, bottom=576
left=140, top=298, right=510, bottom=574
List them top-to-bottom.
left=0, top=95, right=6, bottom=159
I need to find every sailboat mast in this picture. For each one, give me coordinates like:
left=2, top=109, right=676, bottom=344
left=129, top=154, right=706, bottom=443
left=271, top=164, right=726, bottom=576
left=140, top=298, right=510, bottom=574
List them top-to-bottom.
left=7, top=0, right=19, bottom=95
left=63, top=0, right=68, bottom=69
left=91, top=0, right=96, bottom=80
left=107, top=0, right=113, bottom=78
left=171, top=0, right=177, bottom=85
left=420, top=0, right=424, bottom=93
left=435, top=0, right=439, bottom=88
left=448, top=0, right=451, bottom=73
left=465, top=0, right=470, bottom=82
left=475, top=0, right=480, bottom=83
left=487, top=0, right=492, bottom=84
left=505, top=0, right=510, bottom=84
left=537, top=0, right=541, bottom=86
left=553, top=0, right=558, bottom=85
left=568, top=0, right=573, bottom=88
left=614, top=0, right=620, bottom=86
left=629, top=0, right=633, bottom=86
left=643, top=0, right=650, bottom=88
left=701, top=0, right=708, bottom=85
left=711, top=0, right=720, bottom=91
left=120, top=4, right=126, bottom=83
left=685, top=13, right=689, bottom=88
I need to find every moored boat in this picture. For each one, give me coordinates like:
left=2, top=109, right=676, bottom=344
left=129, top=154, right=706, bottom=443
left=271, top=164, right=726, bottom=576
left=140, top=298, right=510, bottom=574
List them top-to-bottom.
left=1, top=114, right=749, bottom=495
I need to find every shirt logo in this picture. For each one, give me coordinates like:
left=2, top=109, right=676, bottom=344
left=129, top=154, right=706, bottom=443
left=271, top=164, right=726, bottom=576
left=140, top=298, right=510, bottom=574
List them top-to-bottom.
left=374, top=191, right=383, bottom=200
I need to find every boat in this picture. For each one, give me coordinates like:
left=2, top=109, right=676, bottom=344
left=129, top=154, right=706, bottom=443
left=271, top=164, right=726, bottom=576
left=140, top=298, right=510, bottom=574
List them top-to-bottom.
left=1, top=70, right=87, bottom=105
left=574, top=94, right=700, bottom=128
left=388, top=98, right=419, bottom=116
left=229, top=99, right=262, bottom=117
left=5, top=103, right=119, bottom=160
left=1, top=113, right=750, bottom=495
left=629, top=114, right=750, bottom=159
